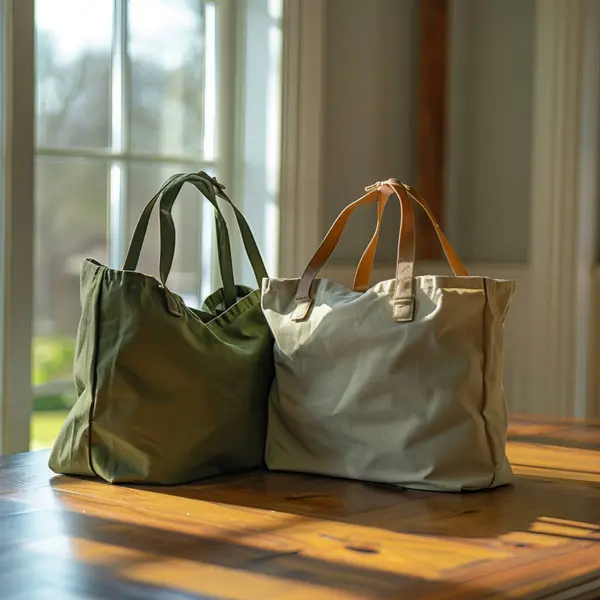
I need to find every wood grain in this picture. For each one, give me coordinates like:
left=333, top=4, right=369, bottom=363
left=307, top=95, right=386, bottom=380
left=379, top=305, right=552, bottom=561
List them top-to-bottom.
left=417, top=0, right=449, bottom=260
left=0, top=417, right=598, bottom=599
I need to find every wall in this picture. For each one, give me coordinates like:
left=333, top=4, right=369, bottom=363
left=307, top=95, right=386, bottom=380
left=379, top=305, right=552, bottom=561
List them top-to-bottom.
left=321, top=0, right=535, bottom=265
left=322, top=0, right=418, bottom=263
left=446, top=0, right=535, bottom=263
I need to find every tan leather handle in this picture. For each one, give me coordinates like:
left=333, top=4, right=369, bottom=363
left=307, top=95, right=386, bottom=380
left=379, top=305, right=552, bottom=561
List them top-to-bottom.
left=292, top=179, right=417, bottom=322
left=354, top=183, right=469, bottom=287
left=403, top=183, right=469, bottom=275
left=292, top=188, right=378, bottom=303
left=352, top=192, right=391, bottom=292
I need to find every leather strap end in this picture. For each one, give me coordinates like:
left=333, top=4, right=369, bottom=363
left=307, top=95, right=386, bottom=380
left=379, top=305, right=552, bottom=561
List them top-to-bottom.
left=164, top=289, right=183, bottom=317
left=291, top=298, right=314, bottom=322
left=393, top=298, right=415, bottom=323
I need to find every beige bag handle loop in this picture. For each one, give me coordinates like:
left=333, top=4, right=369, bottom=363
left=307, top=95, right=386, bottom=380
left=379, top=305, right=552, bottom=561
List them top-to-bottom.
left=292, top=179, right=469, bottom=323
left=353, top=183, right=469, bottom=291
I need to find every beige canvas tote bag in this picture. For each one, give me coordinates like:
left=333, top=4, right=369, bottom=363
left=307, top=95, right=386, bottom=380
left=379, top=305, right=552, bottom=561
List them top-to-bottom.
left=262, top=179, right=514, bottom=492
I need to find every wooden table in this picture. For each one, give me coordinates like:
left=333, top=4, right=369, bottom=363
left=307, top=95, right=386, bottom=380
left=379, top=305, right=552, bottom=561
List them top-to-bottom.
left=0, top=416, right=598, bottom=600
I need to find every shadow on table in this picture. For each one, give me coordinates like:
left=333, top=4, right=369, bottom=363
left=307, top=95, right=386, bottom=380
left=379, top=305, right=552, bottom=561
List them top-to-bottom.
left=121, top=467, right=599, bottom=542
left=4, top=500, right=514, bottom=600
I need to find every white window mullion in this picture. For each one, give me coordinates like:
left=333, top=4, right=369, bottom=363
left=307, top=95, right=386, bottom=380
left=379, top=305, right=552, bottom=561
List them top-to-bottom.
left=0, top=0, right=34, bottom=454
left=108, top=0, right=129, bottom=269
left=198, top=0, right=217, bottom=301
left=199, top=0, right=234, bottom=300
left=235, top=0, right=283, bottom=283
left=203, top=1, right=217, bottom=164
left=35, top=146, right=218, bottom=166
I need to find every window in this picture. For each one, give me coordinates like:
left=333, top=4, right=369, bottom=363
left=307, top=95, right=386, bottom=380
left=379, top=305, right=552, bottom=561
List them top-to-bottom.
left=0, top=0, right=283, bottom=452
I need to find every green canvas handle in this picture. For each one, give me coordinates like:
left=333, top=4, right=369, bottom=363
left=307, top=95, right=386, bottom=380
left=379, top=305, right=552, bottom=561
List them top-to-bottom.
left=123, top=172, right=238, bottom=309
left=158, top=172, right=268, bottom=289
left=122, top=173, right=183, bottom=271
left=203, top=173, right=268, bottom=285
left=156, top=174, right=238, bottom=308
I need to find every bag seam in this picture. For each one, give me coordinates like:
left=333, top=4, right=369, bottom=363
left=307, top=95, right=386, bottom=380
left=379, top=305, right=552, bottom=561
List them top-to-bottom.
left=86, top=267, right=105, bottom=479
left=482, top=279, right=500, bottom=489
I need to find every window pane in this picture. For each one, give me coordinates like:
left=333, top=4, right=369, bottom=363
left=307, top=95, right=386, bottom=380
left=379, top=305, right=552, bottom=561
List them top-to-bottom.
left=35, top=0, right=113, bottom=149
left=128, top=0, right=209, bottom=157
left=32, top=157, right=108, bottom=450
left=127, top=164, right=206, bottom=307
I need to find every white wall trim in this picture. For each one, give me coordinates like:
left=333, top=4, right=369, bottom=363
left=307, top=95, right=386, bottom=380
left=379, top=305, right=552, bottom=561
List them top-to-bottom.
left=0, top=0, right=34, bottom=454
left=278, top=0, right=325, bottom=277
left=527, top=0, right=600, bottom=418
left=573, top=0, right=600, bottom=419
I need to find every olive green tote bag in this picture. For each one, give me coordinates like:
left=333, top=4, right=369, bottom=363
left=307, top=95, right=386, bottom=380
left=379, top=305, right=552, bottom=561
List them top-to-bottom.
left=49, top=172, right=274, bottom=484
left=262, top=179, right=514, bottom=492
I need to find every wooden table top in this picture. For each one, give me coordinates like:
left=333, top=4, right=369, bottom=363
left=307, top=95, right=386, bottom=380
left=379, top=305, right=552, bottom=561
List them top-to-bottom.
left=0, top=416, right=598, bottom=600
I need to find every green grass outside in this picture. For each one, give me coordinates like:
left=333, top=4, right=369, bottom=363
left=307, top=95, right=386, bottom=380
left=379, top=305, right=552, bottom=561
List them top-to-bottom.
left=31, top=335, right=76, bottom=450
left=31, top=410, right=69, bottom=451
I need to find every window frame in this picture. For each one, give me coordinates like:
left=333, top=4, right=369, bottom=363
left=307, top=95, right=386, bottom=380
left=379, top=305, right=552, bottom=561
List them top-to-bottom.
left=0, top=0, right=35, bottom=454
